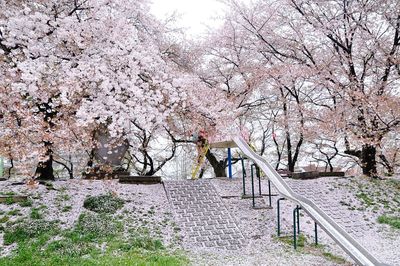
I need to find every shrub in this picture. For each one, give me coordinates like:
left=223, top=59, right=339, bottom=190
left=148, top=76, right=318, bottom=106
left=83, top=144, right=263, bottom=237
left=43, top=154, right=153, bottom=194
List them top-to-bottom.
left=83, top=194, right=124, bottom=214
left=73, top=212, right=122, bottom=240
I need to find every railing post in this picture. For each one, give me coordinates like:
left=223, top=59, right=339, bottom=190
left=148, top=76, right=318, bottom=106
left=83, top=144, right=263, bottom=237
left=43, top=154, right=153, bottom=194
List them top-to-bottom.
left=241, top=156, right=246, bottom=196
left=251, top=164, right=255, bottom=208
left=258, top=167, right=262, bottom=196
left=268, top=180, right=272, bottom=207
left=277, top=197, right=285, bottom=237
left=293, top=205, right=302, bottom=249
left=297, top=205, right=301, bottom=234
left=293, top=207, right=297, bottom=249
left=315, top=222, right=318, bottom=246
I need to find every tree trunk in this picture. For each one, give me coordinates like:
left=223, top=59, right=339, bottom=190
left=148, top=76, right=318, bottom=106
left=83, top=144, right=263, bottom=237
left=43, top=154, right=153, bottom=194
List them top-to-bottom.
left=280, top=88, right=303, bottom=173
left=35, top=100, right=57, bottom=181
left=272, top=129, right=282, bottom=170
left=287, top=135, right=295, bottom=172
left=361, top=144, right=378, bottom=178
left=35, top=146, right=55, bottom=180
left=87, top=148, right=95, bottom=168
left=205, top=150, right=227, bottom=177
left=379, top=154, right=394, bottom=176
left=8, top=158, right=13, bottom=179
left=54, top=158, right=74, bottom=179
left=328, top=161, right=334, bottom=172
left=198, top=168, right=205, bottom=179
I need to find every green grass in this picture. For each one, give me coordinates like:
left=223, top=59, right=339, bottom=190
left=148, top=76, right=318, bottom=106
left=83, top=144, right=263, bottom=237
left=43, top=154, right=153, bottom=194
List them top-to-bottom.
left=350, top=178, right=400, bottom=213
left=387, top=179, right=400, bottom=190
left=0, top=192, right=16, bottom=196
left=356, top=192, right=375, bottom=207
left=56, top=193, right=71, bottom=202
left=83, top=194, right=124, bottom=214
left=4, top=197, right=14, bottom=205
left=19, top=199, right=33, bottom=207
left=61, top=205, right=72, bottom=212
left=30, top=208, right=42, bottom=220
left=7, top=209, right=20, bottom=216
left=0, top=211, right=187, bottom=266
left=72, top=212, right=122, bottom=241
left=377, top=215, right=400, bottom=229
left=0, top=216, right=9, bottom=223
left=3, top=220, right=58, bottom=245
left=276, top=234, right=307, bottom=248
left=276, top=234, right=348, bottom=264
left=128, top=236, right=164, bottom=251
left=0, top=244, right=186, bottom=266
left=322, top=251, right=347, bottom=264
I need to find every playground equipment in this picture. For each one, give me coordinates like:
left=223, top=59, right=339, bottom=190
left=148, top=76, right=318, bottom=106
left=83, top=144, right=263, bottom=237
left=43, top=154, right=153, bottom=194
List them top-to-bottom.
left=231, top=136, right=384, bottom=266
left=191, top=140, right=235, bottom=180
left=209, top=140, right=236, bottom=179
left=191, top=142, right=209, bottom=179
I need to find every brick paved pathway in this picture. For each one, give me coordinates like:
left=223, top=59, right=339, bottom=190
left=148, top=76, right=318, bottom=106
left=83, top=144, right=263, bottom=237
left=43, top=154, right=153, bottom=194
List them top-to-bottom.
left=164, top=179, right=246, bottom=250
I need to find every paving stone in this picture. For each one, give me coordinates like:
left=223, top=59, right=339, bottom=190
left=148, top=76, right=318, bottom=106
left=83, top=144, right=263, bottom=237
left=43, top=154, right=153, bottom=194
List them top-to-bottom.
left=287, top=179, right=371, bottom=242
left=164, top=180, right=245, bottom=250
left=215, top=224, right=226, bottom=230
left=223, top=228, right=235, bottom=234
left=200, top=230, right=211, bottom=236
left=189, top=231, right=200, bottom=237
left=221, top=234, right=232, bottom=240
left=209, top=235, right=220, bottom=241
left=197, top=236, right=208, bottom=242
left=229, top=239, right=241, bottom=245
left=217, top=240, right=230, bottom=246
left=205, top=241, right=216, bottom=247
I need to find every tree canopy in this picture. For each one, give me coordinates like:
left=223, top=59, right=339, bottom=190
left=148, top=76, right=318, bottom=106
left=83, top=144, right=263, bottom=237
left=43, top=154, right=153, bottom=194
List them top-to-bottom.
left=0, top=0, right=399, bottom=179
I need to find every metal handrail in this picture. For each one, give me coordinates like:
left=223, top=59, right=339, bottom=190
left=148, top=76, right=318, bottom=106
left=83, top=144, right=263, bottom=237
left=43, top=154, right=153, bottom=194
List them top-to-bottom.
left=233, top=136, right=385, bottom=266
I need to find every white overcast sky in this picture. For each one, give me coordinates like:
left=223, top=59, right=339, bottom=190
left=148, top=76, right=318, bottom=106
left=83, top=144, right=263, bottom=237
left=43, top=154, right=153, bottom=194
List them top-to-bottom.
left=150, top=0, right=226, bottom=36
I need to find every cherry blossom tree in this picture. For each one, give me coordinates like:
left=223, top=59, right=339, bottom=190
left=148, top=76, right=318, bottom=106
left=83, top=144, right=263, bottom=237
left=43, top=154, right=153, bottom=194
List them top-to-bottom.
left=0, top=0, right=238, bottom=179
left=2, top=0, right=398, bottom=181
left=198, top=0, right=316, bottom=173
left=201, top=0, right=400, bottom=177
left=287, top=0, right=400, bottom=177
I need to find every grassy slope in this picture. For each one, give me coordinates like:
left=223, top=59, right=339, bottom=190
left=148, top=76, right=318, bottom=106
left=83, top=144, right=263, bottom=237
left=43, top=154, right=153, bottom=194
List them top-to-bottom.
left=0, top=193, right=187, bottom=266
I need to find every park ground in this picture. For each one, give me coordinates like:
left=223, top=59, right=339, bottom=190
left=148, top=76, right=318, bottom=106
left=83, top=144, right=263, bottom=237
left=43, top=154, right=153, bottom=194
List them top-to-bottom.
left=0, top=175, right=399, bottom=266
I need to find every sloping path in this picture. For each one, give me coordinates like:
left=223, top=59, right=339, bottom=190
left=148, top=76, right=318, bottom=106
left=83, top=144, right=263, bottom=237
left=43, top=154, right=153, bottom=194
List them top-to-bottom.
left=163, top=180, right=246, bottom=250
left=287, top=180, right=371, bottom=239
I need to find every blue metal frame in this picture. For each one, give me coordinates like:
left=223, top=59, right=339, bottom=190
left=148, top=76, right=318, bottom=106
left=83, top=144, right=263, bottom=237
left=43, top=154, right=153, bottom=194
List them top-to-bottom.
left=228, top=148, right=232, bottom=179
left=240, top=156, right=246, bottom=196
